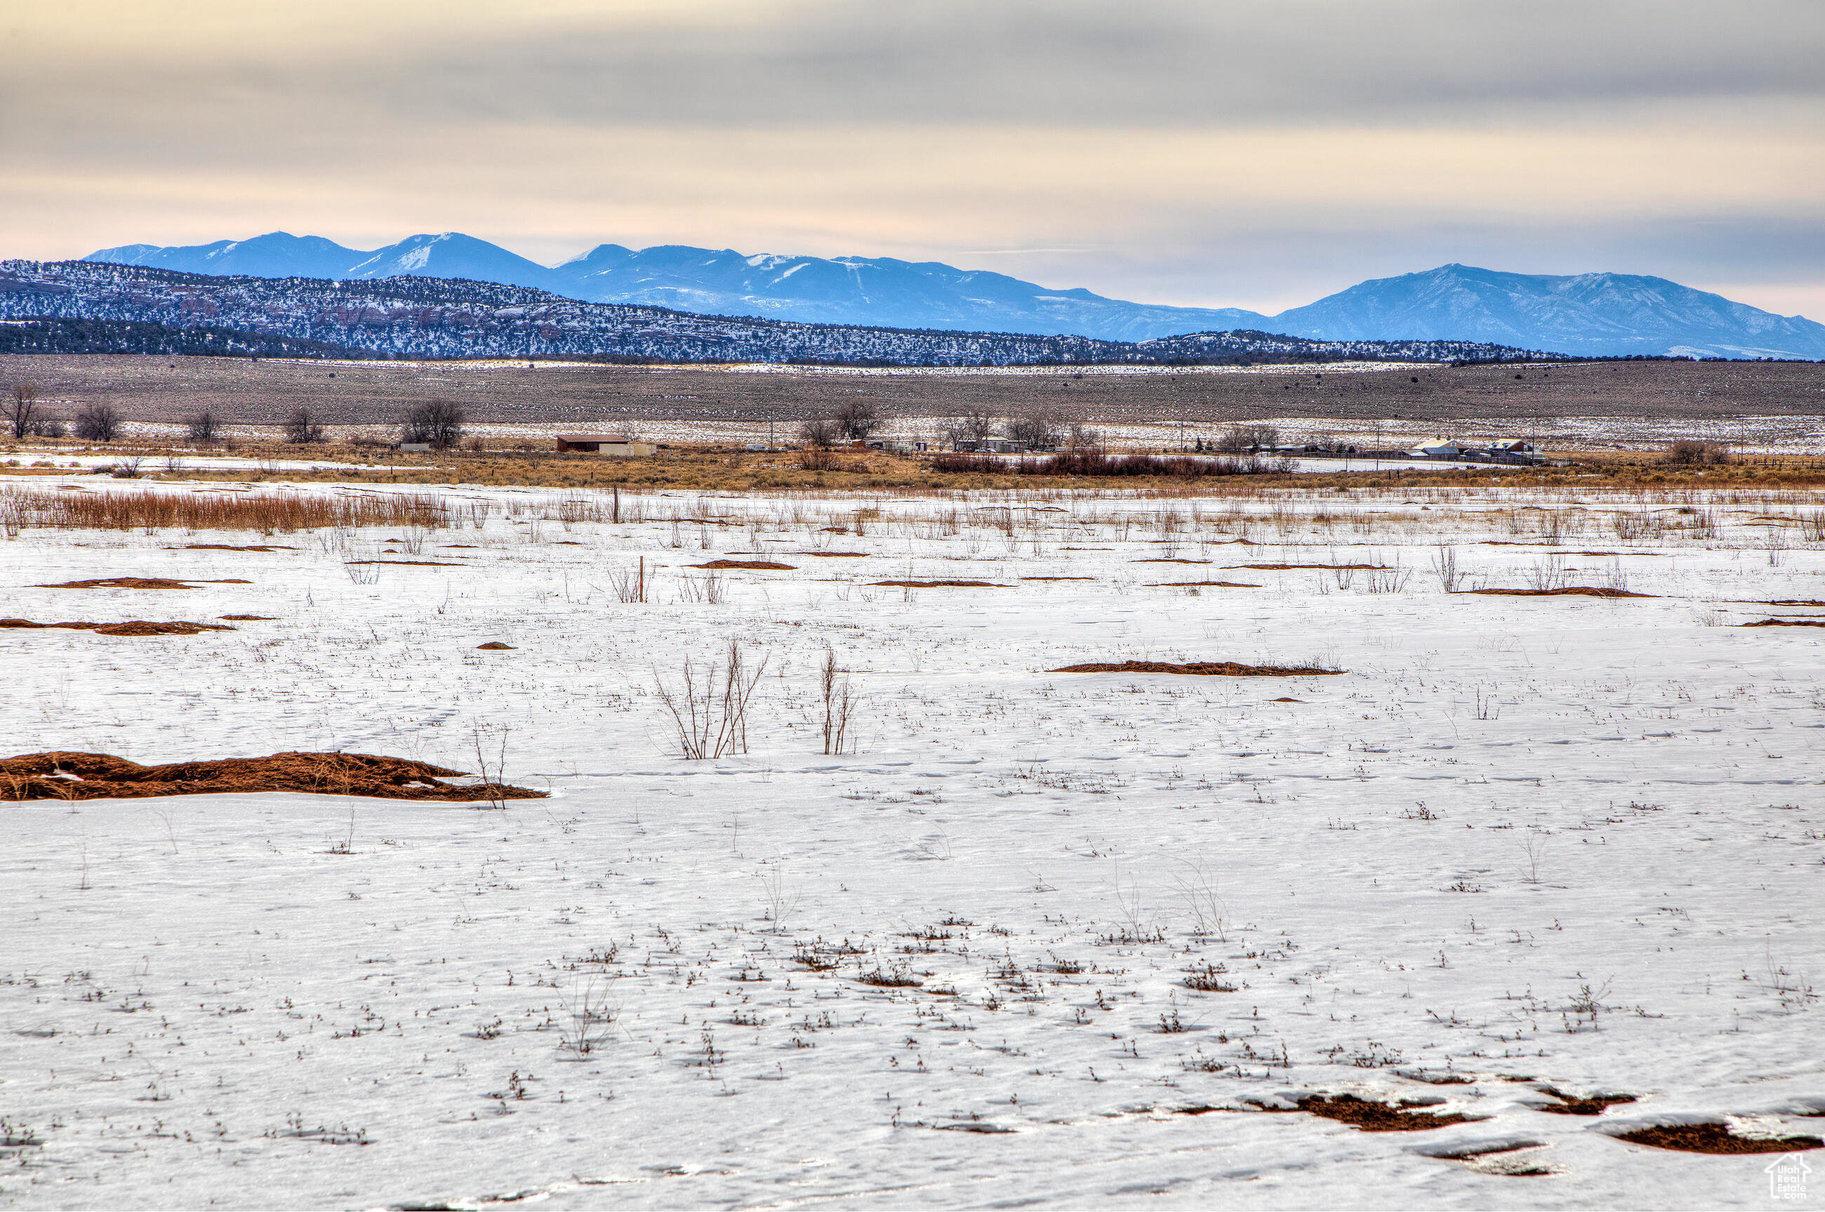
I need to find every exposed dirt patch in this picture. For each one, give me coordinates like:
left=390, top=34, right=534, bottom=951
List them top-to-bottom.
left=182, top=544, right=293, bottom=552
left=793, top=551, right=868, bottom=558
left=1133, top=558, right=1212, bottom=565
left=343, top=559, right=466, bottom=568
left=692, top=559, right=796, bottom=570
left=1227, top=562, right=1388, bottom=571
left=36, top=576, right=248, bottom=590
left=1023, top=576, right=1097, bottom=582
left=872, top=579, right=1001, bottom=588
left=1145, top=580, right=1262, bottom=588
left=1468, top=587, right=1656, bottom=598
left=1757, top=599, right=1825, bottom=607
left=219, top=614, right=276, bottom=621
left=0, top=618, right=235, bottom=636
left=1742, top=618, right=1825, bottom=628
left=475, top=641, right=515, bottom=650
left=1052, top=660, right=1341, bottom=677
left=1270, top=697, right=1304, bottom=703
left=0, top=751, right=546, bottom=802
left=1533, top=1087, right=1637, bottom=1115
left=1296, top=1094, right=1479, bottom=1132
left=1613, top=1123, right=1823, bottom=1154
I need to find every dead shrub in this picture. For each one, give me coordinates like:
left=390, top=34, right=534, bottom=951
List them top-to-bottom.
left=654, top=640, right=768, bottom=760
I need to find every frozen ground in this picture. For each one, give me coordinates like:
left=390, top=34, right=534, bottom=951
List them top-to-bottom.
left=2, top=479, right=1822, bottom=1208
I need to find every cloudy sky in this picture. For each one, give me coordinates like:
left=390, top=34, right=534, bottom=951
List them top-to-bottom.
left=5, top=0, right=1823, bottom=316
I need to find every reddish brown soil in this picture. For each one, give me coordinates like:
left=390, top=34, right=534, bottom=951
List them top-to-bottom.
left=183, top=544, right=293, bottom=552
left=1134, top=558, right=1212, bottom=565
left=343, top=559, right=466, bottom=567
left=692, top=559, right=796, bottom=570
left=1228, top=563, right=1388, bottom=571
left=1023, top=576, right=1096, bottom=582
left=37, top=577, right=206, bottom=590
left=872, top=579, right=1000, bottom=588
left=1145, top=580, right=1262, bottom=588
left=1469, top=587, right=1656, bottom=598
left=1758, top=599, right=1825, bottom=607
left=219, top=614, right=276, bottom=621
left=0, top=618, right=235, bottom=636
left=1743, top=618, right=1825, bottom=628
left=475, top=641, right=515, bottom=650
left=1052, top=660, right=1341, bottom=677
left=0, top=751, right=546, bottom=802
left=1534, top=1087, right=1637, bottom=1115
left=1297, top=1095, right=1479, bottom=1132
left=1614, top=1123, right=1823, bottom=1154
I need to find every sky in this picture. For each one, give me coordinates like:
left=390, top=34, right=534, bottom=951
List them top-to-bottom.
left=4, top=0, right=1824, bottom=318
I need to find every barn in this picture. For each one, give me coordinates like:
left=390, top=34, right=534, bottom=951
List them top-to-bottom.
left=555, top=434, right=657, bottom=456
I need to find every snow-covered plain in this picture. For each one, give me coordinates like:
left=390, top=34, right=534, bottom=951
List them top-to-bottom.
left=2, top=480, right=1822, bottom=1208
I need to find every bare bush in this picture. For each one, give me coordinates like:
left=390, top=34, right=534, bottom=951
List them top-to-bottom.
left=401, top=399, right=465, bottom=447
left=74, top=404, right=120, bottom=443
left=283, top=408, right=325, bottom=444
left=186, top=411, right=221, bottom=443
left=798, top=417, right=839, bottom=448
left=1663, top=439, right=1732, bottom=466
left=1429, top=545, right=1463, bottom=593
left=654, top=640, right=768, bottom=759
left=819, top=647, right=859, bottom=755
left=557, top=975, right=618, bottom=1056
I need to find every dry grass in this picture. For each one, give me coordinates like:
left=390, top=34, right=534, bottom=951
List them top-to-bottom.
left=1, top=486, right=447, bottom=532
left=0, top=751, right=546, bottom=802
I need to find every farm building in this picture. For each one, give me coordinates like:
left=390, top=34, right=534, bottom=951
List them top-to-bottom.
left=555, top=434, right=657, bottom=456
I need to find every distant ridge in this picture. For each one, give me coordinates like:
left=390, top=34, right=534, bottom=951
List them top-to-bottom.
left=81, top=232, right=1825, bottom=359
left=0, top=260, right=1545, bottom=366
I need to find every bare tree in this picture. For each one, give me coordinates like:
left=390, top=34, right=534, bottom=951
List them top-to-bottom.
left=7, top=383, right=39, bottom=440
left=401, top=399, right=465, bottom=447
left=832, top=399, right=880, bottom=441
left=74, top=404, right=121, bottom=443
left=283, top=408, right=325, bottom=444
left=942, top=408, right=998, bottom=449
left=186, top=411, right=221, bottom=443
left=1005, top=412, right=1058, bottom=450
left=798, top=416, right=839, bottom=448
left=1065, top=422, right=1102, bottom=450
left=1216, top=423, right=1279, bottom=453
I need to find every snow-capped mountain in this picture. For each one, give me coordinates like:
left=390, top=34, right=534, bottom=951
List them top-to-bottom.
left=81, top=233, right=1825, bottom=358
left=1, top=260, right=1542, bottom=366
left=1275, top=264, right=1825, bottom=360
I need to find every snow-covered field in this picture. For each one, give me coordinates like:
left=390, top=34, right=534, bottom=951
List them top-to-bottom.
left=3, top=479, right=1823, bottom=1208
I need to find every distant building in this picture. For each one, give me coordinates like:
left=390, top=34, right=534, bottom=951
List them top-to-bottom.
left=556, top=434, right=657, bottom=456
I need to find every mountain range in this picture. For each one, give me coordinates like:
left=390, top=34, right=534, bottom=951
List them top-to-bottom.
left=84, top=233, right=1825, bottom=360
left=0, top=260, right=1538, bottom=366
